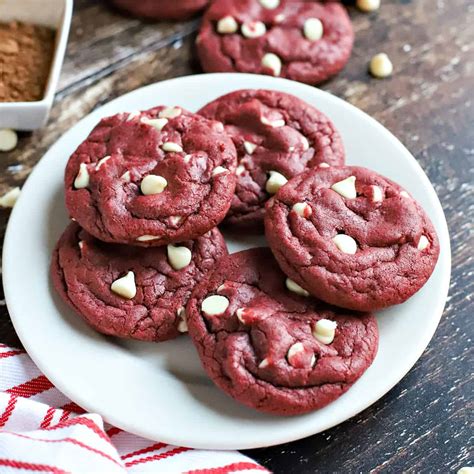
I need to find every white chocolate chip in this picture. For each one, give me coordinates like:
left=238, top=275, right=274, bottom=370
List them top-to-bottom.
left=259, top=0, right=279, bottom=8
left=356, top=0, right=380, bottom=12
left=274, top=13, right=285, bottom=23
left=217, top=16, right=238, bottom=34
left=304, top=18, right=323, bottom=42
left=241, top=21, right=266, bottom=38
left=261, top=53, right=282, bottom=76
left=370, top=53, right=393, bottom=79
left=159, top=107, right=181, bottom=119
left=126, top=111, right=140, bottom=121
left=261, top=116, right=285, bottom=128
left=141, top=117, right=168, bottom=131
left=0, top=129, right=18, bottom=152
left=301, top=136, right=310, bottom=151
left=244, top=141, right=257, bottom=154
left=162, top=142, right=183, bottom=153
left=183, top=154, right=192, bottom=163
left=95, top=156, right=111, bottom=171
left=319, top=162, right=330, bottom=168
left=74, top=163, right=90, bottom=189
left=236, top=165, right=246, bottom=176
left=212, top=166, right=227, bottom=177
left=121, top=171, right=131, bottom=182
left=266, top=171, right=288, bottom=194
left=140, top=175, right=168, bottom=195
left=331, top=176, right=357, bottom=199
left=371, top=185, right=383, bottom=202
left=0, top=187, right=20, bottom=208
left=400, top=191, right=410, bottom=198
left=292, top=202, right=312, bottom=218
left=169, top=215, right=183, bottom=226
left=333, top=234, right=358, bottom=254
left=136, top=235, right=160, bottom=242
left=417, top=235, right=430, bottom=251
left=78, top=240, right=84, bottom=250
left=167, top=244, right=192, bottom=270
left=111, top=271, right=136, bottom=299
left=286, top=278, right=309, bottom=297
left=217, top=283, right=227, bottom=293
left=201, top=295, right=230, bottom=316
left=177, top=307, right=188, bottom=333
left=236, top=308, right=246, bottom=324
left=313, top=319, right=337, bottom=344
left=287, top=342, right=305, bottom=362
left=259, top=358, right=270, bottom=368
left=457, top=468, right=474, bottom=474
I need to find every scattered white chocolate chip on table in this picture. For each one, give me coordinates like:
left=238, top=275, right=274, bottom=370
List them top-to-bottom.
left=357, top=0, right=381, bottom=13
left=217, top=16, right=238, bottom=34
left=304, top=18, right=324, bottom=42
left=261, top=53, right=282, bottom=77
left=370, top=53, right=393, bottom=78
left=0, top=129, right=18, bottom=152
left=74, top=163, right=90, bottom=189
left=266, top=171, right=288, bottom=194
left=140, top=175, right=168, bottom=195
left=331, top=176, right=357, bottom=199
left=0, top=187, right=21, bottom=208
left=333, top=234, right=358, bottom=254
left=167, top=244, right=192, bottom=270
left=111, top=271, right=137, bottom=299
left=286, top=278, right=310, bottom=297
left=201, top=294, right=230, bottom=316
left=313, top=319, right=337, bottom=345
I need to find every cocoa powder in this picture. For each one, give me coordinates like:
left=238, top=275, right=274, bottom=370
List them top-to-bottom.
left=0, top=21, right=56, bottom=102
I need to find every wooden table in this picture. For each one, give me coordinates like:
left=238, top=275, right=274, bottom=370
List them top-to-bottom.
left=1, top=0, right=472, bottom=471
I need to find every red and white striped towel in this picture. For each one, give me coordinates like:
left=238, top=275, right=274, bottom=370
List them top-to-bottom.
left=0, top=344, right=268, bottom=473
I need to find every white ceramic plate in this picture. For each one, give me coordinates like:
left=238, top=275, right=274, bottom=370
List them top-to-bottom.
left=3, top=74, right=451, bottom=450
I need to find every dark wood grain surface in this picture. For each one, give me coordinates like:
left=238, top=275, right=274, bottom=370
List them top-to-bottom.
left=1, top=0, right=473, bottom=472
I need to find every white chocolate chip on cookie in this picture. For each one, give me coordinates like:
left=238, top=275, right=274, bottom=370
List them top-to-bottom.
left=259, top=0, right=279, bottom=8
left=217, top=16, right=238, bottom=34
left=304, top=18, right=323, bottom=41
left=242, top=21, right=266, bottom=38
left=261, top=53, right=282, bottom=77
left=159, top=107, right=181, bottom=119
left=261, top=116, right=285, bottom=128
left=141, top=117, right=168, bottom=131
left=0, top=129, right=18, bottom=152
left=301, top=136, right=310, bottom=151
left=244, top=141, right=257, bottom=154
left=162, top=142, right=183, bottom=153
left=95, top=156, right=111, bottom=171
left=74, top=163, right=90, bottom=189
left=319, top=163, right=330, bottom=168
left=212, top=166, right=228, bottom=177
left=121, top=171, right=131, bottom=182
left=266, top=171, right=288, bottom=194
left=140, top=175, right=168, bottom=195
left=331, top=176, right=357, bottom=199
left=371, top=185, right=383, bottom=202
left=0, top=187, right=20, bottom=208
left=400, top=191, right=410, bottom=198
left=292, top=202, right=312, bottom=218
left=169, top=215, right=183, bottom=226
left=333, top=234, right=358, bottom=254
left=136, top=235, right=160, bottom=242
left=417, top=235, right=430, bottom=251
left=167, top=244, right=192, bottom=270
left=111, top=271, right=136, bottom=299
left=286, top=278, right=310, bottom=297
left=201, top=295, right=230, bottom=316
left=177, top=307, right=188, bottom=333
left=313, top=319, right=337, bottom=344
left=287, top=342, right=305, bottom=365
left=259, top=357, right=270, bottom=368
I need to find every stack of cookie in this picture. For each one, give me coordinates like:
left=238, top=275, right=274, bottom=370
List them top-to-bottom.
left=109, top=0, right=358, bottom=86
left=52, top=89, right=439, bottom=415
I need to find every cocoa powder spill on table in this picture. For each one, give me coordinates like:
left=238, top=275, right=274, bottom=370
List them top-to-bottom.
left=0, top=21, right=56, bottom=102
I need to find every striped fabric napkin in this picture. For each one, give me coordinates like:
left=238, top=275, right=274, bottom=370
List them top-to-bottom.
left=0, top=344, right=268, bottom=473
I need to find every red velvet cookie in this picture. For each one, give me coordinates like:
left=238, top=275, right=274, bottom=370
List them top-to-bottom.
left=109, top=0, right=209, bottom=20
left=197, top=0, right=354, bottom=85
left=199, top=89, right=345, bottom=228
left=65, top=107, right=237, bottom=246
left=265, top=166, right=440, bottom=311
left=51, top=222, right=228, bottom=342
left=186, top=248, right=378, bottom=415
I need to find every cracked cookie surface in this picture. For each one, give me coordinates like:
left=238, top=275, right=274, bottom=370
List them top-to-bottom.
left=197, top=0, right=354, bottom=85
left=199, top=89, right=345, bottom=229
left=65, top=106, right=237, bottom=246
left=265, top=166, right=440, bottom=311
left=51, top=222, right=228, bottom=342
left=186, top=248, right=378, bottom=415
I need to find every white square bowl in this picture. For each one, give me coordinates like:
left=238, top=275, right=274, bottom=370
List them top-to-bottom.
left=0, top=0, right=73, bottom=130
